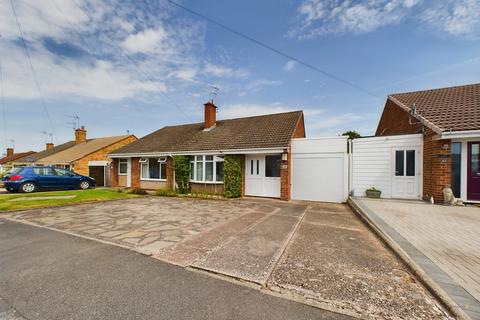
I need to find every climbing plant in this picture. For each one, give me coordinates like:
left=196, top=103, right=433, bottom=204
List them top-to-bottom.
left=223, top=155, right=242, bottom=198
left=174, top=156, right=190, bottom=194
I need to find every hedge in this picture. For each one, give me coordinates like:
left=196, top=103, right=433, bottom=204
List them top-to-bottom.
left=223, top=155, right=242, bottom=198
left=174, top=156, right=190, bottom=194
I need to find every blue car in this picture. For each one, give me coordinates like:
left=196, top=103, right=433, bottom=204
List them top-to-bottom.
left=3, top=166, right=96, bottom=193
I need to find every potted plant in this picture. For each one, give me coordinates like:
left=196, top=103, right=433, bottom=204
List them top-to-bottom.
left=365, top=187, right=381, bottom=198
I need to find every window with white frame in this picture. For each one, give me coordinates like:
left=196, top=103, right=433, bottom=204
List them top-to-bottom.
left=190, top=155, right=224, bottom=183
left=140, top=157, right=167, bottom=180
left=118, top=159, right=128, bottom=175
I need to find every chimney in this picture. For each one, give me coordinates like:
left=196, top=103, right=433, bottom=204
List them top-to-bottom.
left=204, top=101, right=217, bottom=130
left=75, top=126, right=87, bottom=144
left=46, top=143, right=54, bottom=150
left=6, top=148, right=13, bottom=157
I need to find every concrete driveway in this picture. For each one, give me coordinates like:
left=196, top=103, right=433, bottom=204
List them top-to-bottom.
left=0, top=197, right=449, bottom=319
left=352, top=198, right=480, bottom=320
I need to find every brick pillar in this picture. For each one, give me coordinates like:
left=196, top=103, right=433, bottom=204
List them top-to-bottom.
left=423, top=129, right=451, bottom=203
left=280, top=150, right=291, bottom=201
left=131, top=157, right=140, bottom=188
left=166, top=157, right=174, bottom=189
left=110, top=159, right=119, bottom=188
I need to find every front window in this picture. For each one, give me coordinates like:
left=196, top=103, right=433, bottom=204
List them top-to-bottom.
left=451, top=142, right=461, bottom=198
left=190, top=155, right=224, bottom=182
left=265, top=155, right=281, bottom=177
left=140, top=158, right=167, bottom=180
left=118, top=159, right=128, bottom=175
left=33, top=167, right=56, bottom=175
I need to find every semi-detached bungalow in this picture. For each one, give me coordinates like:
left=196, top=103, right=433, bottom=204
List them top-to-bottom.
left=371, top=83, right=480, bottom=203
left=109, top=102, right=305, bottom=200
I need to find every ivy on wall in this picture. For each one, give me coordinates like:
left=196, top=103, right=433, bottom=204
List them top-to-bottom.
left=223, top=155, right=242, bottom=198
left=174, top=156, right=190, bottom=194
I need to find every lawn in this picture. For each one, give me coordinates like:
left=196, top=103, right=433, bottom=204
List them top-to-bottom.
left=0, top=189, right=140, bottom=211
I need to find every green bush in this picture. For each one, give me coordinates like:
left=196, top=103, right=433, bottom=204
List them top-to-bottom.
left=223, top=155, right=242, bottom=198
left=174, top=156, right=190, bottom=194
left=126, top=187, right=147, bottom=195
left=155, top=188, right=178, bottom=197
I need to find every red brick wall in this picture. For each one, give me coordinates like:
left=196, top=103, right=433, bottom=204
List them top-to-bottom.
left=376, top=99, right=422, bottom=136
left=204, top=102, right=217, bottom=129
left=293, top=114, right=306, bottom=138
left=423, top=128, right=451, bottom=203
left=280, top=150, right=291, bottom=201
left=166, top=157, right=174, bottom=189
left=110, top=159, right=119, bottom=188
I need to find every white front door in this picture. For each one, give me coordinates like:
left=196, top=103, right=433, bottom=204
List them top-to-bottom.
left=392, top=148, right=420, bottom=199
left=245, top=154, right=281, bottom=198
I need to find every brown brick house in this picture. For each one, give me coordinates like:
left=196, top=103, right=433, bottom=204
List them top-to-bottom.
left=376, top=83, right=480, bottom=203
left=109, top=101, right=305, bottom=200
left=13, top=127, right=137, bottom=186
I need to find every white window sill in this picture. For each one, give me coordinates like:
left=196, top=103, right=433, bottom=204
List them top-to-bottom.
left=118, top=173, right=127, bottom=176
left=140, top=178, right=167, bottom=182
left=190, top=180, right=224, bottom=184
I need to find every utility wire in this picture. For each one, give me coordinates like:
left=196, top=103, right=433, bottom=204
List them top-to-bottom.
left=9, top=0, right=56, bottom=139
left=69, top=0, right=193, bottom=121
left=165, top=0, right=379, bottom=98
left=0, top=47, right=7, bottom=152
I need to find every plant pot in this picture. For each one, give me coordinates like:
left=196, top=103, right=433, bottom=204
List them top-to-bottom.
left=366, top=190, right=381, bottom=199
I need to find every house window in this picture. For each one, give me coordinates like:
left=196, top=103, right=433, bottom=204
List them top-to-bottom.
left=451, top=142, right=461, bottom=198
left=395, top=149, right=415, bottom=177
left=395, top=150, right=404, bottom=176
left=190, top=155, right=224, bottom=183
left=265, top=155, right=281, bottom=177
left=140, top=158, right=167, bottom=180
left=118, top=159, right=128, bottom=175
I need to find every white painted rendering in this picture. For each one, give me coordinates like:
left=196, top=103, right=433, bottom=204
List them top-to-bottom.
left=351, top=134, right=423, bottom=199
left=291, top=137, right=348, bottom=203
left=245, top=154, right=281, bottom=198
left=126, top=158, right=132, bottom=188
left=87, top=160, right=109, bottom=166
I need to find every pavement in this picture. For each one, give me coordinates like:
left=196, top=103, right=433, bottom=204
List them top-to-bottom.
left=0, top=197, right=450, bottom=319
left=351, top=197, right=480, bottom=320
left=0, top=219, right=348, bottom=320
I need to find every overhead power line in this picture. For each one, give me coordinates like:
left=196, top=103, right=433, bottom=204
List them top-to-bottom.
left=9, top=0, right=56, bottom=139
left=165, top=0, right=379, bottom=98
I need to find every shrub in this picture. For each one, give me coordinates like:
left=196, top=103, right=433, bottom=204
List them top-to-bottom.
left=174, top=155, right=190, bottom=194
left=223, top=155, right=242, bottom=198
left=126, top=187, right=147, bottom=195
left=155, top=188, right=178, bottom=197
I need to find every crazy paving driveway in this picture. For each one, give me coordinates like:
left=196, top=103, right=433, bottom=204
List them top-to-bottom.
left=1, top=197, right=450, bottom=319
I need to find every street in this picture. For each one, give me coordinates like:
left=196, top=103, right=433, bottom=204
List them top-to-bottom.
left=0, top=219, right=349, bottom=320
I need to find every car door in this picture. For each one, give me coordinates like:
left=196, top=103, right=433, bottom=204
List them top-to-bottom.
left=33, top=167, right=60, bottom=189
left=54, top=168, right=78, bottom=189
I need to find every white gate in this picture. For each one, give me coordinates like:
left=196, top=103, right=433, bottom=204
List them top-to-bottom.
left=291, top=137, right=348, bottom=203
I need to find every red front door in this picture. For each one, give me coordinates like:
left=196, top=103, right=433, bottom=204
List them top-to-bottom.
left=467, top=142, right=480, bottom=201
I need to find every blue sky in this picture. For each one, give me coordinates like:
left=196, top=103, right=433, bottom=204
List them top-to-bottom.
left=1, top=0, right=479, bottom=153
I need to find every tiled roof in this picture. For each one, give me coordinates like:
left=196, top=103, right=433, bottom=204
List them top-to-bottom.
left=389, top=83, right=480, bottom=133
left=112, top=111, right=304, bottom=154
left=39, top=135, right=133, bottom=164
left=13, top=141, right=77, bottom=164
left=0, top=151, right=36, bottom=165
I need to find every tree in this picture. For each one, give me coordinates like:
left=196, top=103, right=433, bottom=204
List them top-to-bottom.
left=342, top=130, right=361, bottom=139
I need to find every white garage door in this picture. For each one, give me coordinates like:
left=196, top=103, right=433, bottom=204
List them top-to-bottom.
left=291, top=137, right=348, bottom=203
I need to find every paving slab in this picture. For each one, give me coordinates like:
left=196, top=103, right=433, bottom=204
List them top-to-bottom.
left=268, top=203, right=449, bottom=320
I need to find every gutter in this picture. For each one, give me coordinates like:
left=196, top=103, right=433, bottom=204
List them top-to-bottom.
left=439, top=129, right=480, bottom=140
left=108, top=147, right=285, bottom=158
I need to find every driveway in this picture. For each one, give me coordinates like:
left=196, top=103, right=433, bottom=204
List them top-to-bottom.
left=0, top=197, right=449, bottom=319
left=352, top=198, right=480, bottom=320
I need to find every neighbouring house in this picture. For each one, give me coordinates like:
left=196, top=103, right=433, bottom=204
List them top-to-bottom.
left=372, top=83, right=480, bottom=203
left=109, top=101, right=305, bottom=200
left=13, top=127, right=137, bottom=186
left=0, top=148, right=35, bottom=174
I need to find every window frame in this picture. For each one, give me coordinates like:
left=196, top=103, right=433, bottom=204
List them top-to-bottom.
left=395, top=149, right=416, bottom=177
left=189, top=155, right=224, bottom=184
left=140, top=158, right=167, bottom=181
left=118, top=159, right=128, bottom=175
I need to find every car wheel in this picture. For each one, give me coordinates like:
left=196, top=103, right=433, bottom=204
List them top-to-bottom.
left=79, top=181, right=90, bottom=190
left=20, top=182, right=37, bottom=193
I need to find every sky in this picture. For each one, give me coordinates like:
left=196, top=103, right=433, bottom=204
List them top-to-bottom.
left=1, top=0, right=479, bottom=154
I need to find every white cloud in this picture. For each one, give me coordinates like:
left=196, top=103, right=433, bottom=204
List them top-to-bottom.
left=421, top=0, right=480, bottom=38
left=120, top=27, right=168, bottom=53
left=283, top=60, right=297, bottom=71
left=204, top=63, right=249, bottom=79
left=219, top=103, right=324, bottom=120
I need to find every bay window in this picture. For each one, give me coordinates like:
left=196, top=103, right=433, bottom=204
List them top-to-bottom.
left=190, top=155, right=224, bottom=183
left=140, top=157, right=167, bottom=180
